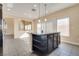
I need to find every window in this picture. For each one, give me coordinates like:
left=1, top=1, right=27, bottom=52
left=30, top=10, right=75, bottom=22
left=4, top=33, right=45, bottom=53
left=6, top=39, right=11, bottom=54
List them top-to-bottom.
left=57, top=17, right=69, bottom=36
left=25, top=24, right=31, bottom=31
left=28, top=25, right=31, bottom=30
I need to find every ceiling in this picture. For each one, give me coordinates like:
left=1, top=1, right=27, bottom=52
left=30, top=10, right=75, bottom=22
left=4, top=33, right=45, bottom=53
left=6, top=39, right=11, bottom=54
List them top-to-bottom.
left=3, top=3, right=76, bottom=20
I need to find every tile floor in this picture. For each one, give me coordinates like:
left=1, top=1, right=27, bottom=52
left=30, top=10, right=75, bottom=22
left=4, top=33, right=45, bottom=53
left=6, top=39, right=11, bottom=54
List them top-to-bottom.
left=3, top=35, right=79, bottom=56
left=3, top=35, right=32, bottom=56
left=31, top=42, right=79, bottom=56
left=49, top=43, right=79, bottom=56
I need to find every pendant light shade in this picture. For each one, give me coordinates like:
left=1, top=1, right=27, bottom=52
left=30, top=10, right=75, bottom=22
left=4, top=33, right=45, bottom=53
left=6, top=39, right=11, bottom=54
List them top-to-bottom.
left=45, top=18, right=47, bottom=21
left=38, top=19, right=40, bottom=22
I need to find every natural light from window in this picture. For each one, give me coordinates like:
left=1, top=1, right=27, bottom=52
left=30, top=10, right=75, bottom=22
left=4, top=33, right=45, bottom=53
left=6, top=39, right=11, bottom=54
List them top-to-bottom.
left=57, top=17, right=69, bottom=36
left=25, top=24, right=31, bottom=31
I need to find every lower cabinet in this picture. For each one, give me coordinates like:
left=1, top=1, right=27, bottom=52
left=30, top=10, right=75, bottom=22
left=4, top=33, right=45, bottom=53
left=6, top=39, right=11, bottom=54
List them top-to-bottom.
left=32, top=33, right=60, bottom=54
left=48, top=34, right=54, bottom=52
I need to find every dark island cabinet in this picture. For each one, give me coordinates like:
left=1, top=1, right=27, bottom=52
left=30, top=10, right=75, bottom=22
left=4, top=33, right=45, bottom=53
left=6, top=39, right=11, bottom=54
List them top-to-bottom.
left=32, top=33, right=60, bottom=54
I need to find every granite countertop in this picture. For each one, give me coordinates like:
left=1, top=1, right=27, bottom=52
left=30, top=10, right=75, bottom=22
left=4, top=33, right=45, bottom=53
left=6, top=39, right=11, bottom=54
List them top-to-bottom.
left=32, top=32, right=60, bottom=35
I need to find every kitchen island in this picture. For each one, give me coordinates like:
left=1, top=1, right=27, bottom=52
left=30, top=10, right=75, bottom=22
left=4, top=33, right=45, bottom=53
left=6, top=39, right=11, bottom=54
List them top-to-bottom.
left=32, top=32, right=60, bottom=54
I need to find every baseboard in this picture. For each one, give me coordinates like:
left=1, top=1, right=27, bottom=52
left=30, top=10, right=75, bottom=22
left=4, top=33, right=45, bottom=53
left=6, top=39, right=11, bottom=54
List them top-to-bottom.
left=5, top=34, right=14, bottom=36
left=61, top=40, right=79, bottom=46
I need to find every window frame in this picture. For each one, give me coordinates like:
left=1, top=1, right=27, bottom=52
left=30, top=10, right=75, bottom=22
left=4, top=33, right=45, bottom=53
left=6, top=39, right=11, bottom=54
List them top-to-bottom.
left=57, top=17, right=70, bottom=36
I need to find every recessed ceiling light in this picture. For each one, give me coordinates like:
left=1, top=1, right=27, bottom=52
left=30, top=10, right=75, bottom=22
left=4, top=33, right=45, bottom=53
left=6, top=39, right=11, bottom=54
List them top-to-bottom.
left=33, top=4, right=37, bottom=7
left=7, top=8, right=11, bottom=11
left=32, top=8, right=36, bottom=12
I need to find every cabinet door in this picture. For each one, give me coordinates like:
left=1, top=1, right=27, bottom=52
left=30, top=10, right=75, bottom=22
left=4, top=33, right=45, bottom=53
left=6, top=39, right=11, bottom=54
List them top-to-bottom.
left=57, top=33, right=60, bottom=45
left=48, top=34, right=54, bottom=52
left=53, top=34, right=58, bottom=49
left=38, top=35, right=48, bottom=53
left=41, top=35, right=47, bottom=49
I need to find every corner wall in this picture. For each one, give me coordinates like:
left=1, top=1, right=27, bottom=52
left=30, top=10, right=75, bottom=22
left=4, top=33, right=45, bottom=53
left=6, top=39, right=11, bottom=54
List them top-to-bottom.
left=4, top=18, right=14, bottom=35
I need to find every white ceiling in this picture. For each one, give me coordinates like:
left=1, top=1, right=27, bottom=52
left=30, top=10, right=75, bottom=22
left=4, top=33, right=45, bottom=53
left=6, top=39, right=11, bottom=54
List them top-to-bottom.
left=3, top=3, right=76, bottom=20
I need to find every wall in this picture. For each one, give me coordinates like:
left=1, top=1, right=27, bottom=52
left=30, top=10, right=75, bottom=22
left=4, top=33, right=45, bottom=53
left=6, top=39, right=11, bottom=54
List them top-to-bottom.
left=33, top=4, right=79, bottom=45
left=4, top=18, right=14, bottom=35
left=32, top=20, right=37, bottom=34
left=46, top=20, right=57, bottom=33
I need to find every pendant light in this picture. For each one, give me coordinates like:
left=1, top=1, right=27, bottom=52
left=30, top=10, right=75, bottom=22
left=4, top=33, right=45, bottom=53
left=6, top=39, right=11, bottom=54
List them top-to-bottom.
left=38, top=3, right=40, bottom=23
left=38, top=4, right=43, bottom=34
left=44, top=4, right=47, bottom=22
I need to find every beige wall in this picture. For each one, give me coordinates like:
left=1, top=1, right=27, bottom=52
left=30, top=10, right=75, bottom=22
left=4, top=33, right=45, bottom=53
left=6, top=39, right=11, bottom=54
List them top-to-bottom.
left=33, top=4, right=79, bottom=45
left=4, top=18, right=14, bottom=35
left=32, top=20, right=37, bottom=34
